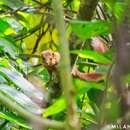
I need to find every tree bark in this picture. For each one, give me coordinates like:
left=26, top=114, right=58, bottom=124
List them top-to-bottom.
left=52, top=0, right=80, bottom=130
left=78, top=0, right=99, bottom=20
left=113, top=1, right=130, bottom=129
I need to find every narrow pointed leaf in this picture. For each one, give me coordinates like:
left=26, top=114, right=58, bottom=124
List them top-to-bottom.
left=70, top=20, right=111, bottom=39
left=0, top=39, right=17, bottom=59
left=71, top=50, right=111, bottom=64
left=0, top=68, right=45, bottom=105
left=0, top=85, right=43, bottom=115
left=43, top=98, right=66, bottom=117
left=0, top=111, right=31, bottom=129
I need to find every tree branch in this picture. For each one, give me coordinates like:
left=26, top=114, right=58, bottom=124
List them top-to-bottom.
left=52, top=0, right=80, bottom=130
left=78, top=0, right=99, bottom=20
left=113, top=0, right=130, bottom=129
left=31, top=25, right=50, bottom=54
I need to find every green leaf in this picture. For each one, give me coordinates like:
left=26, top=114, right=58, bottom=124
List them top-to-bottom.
left=0, top=0, right=24, bottom=8
left=101, top=0, right=116, bottom=9
left=102, top=0, right=125, bottom=20
left=114, top=2, right=125, bottom=19
left=3, top=17, right=23, bottom=33
left=0, top=19, right=12, bottom=34
left=70, top=20, right=111, bottom=39
left=0, top=38, right=17, bottom=59
left=71, top=50, right=111, bottom=64
left=0, top=58, right=10, bottom=68
left=95, top=65, right=110, bottom=74
left=30, top=67, right=50, bottom=85
left=0, top=68, right=45, bottom=105
left=0, top=75, right=7, bottom=83
left=74, top=79, right=104, bottom=94
left=0, top=84, right=43, bottom=115
left=43, top=98, right=66, bottom=117
left=0, top=111, right=31, bottom=129
left=81, top=112, right=97, bottom=125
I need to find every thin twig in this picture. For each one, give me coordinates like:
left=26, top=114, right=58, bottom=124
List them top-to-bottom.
left=32, top=25, right=50, bottom=54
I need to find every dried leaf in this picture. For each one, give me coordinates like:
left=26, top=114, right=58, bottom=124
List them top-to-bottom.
left=91, top=37, right=108, bottom=53
left=72, top=66, right=104, bottom=81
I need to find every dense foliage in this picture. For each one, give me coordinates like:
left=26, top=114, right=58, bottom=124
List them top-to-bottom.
left=0, top=0, right=129, bottom=130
